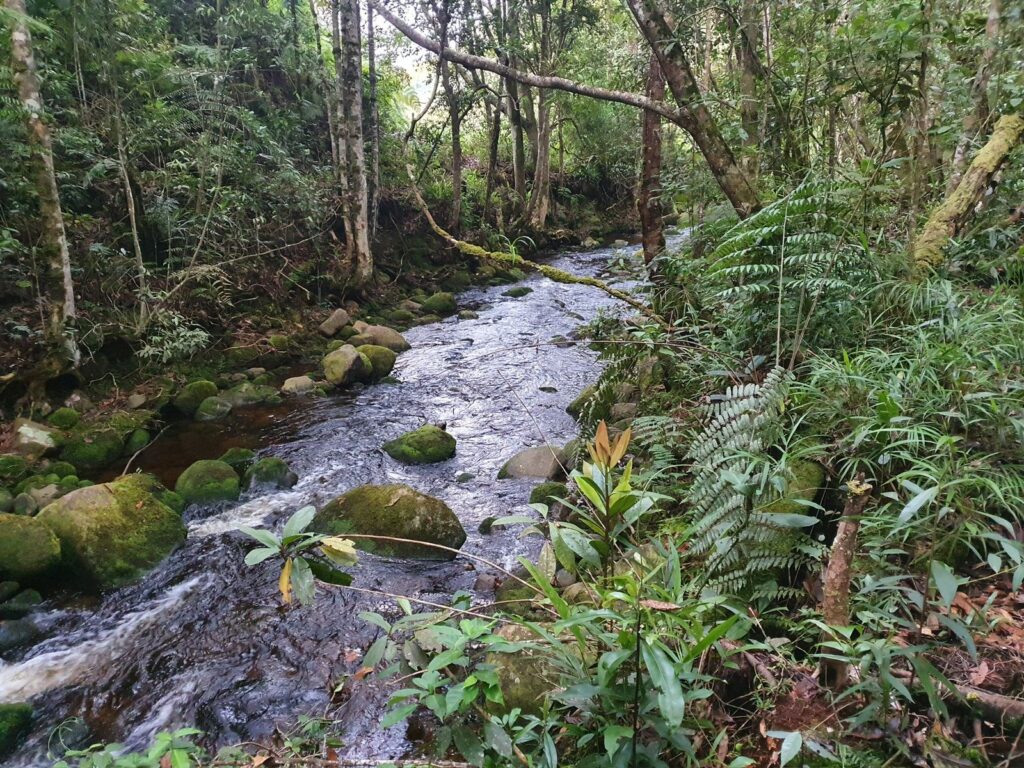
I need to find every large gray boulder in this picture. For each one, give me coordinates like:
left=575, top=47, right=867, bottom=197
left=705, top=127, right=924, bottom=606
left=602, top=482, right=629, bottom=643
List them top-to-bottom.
left=318, top=308, right=351, bottom=337
left=322, top=344, right=370, bottom=386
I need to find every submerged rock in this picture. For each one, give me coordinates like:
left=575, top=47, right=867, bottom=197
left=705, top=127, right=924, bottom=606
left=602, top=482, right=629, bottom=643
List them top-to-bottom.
left=322, top=344, right=369, bottom=386
left=357, top=344, right=397, bottom=380
left=173, top=380, right=218, bottom=416
left=221, top=382, right=279, bottom=408
left=195, top=396, right=233, bottom=422
left=383, top=425, right=456, bottom=465
left=498, top=445, right=566, bottom=480
left=243, top=457, right=298, bottom=491
left=174, top=460, right=241, bottom=505
left=36, top=475, right=186, bottom=590
left=312, top=484, right=466, bottom=560
left=0, top=513, right=61, bottom=580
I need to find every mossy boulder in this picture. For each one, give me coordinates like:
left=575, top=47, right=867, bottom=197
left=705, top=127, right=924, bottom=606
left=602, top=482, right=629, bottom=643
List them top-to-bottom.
left=503, top=286, right=533, bottom=298
left=421, top=291, right=457, bottom=316
left=388, top=309, right=416, bottom=324
left=458, top=310, right=479, bottom=320
left=267, top=334, right=291, bottom=351
left=322, top=344, right=370, bottom=386
left=358, top=345, right=397, bottom=381
left=173, top=380, right=219, bottom=416
left=221, top=383, right=278, bottom=408
left=566, top=384, right=597, bottom=419
left=195, top=396, right=233, bottom=422
left=47, top=407, right=81, bottom=429
left=383, top=425, right=456, bottom=465
left=123, top=429, right=151, bottom=455
left=60, top=430, right=125, bottom=472
left=498, top=445, right=566, bottom=480
left=219, top=447, right=257, bottom=473
left=0, top=455, right=29, bottom=486
left=243, top=457, right=298, bottom=491
left=174, top=460, right=241, bottom=506
left=762, top=460, right=826, bottom=514
left=46, top=461, right=77, bottom=478
left=36, top=475, right=186, bottom=590
left=529, top=481, right=567, bottom=506
left=312, top=484, right=466, bottom=560
left=0, top=489, right=11, bottom=513
left=0, top=513, right=61, bottom=580
left=0, top=703, right=33, bottom=758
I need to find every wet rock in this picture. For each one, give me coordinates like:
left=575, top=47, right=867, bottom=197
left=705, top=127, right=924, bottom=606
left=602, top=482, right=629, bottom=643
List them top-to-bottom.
left=503, top=286, right=533, bottom=298
left=420, top=291, right=457, bottom=316
left=318, top=308, right=351, bottom=337
left=458, top=310, right=478, bottom=320
left=346, top=324, right=410, bottom=352
left=550, top=335, right=574, bottom=348
left=357, top=344, right=397, bottom=381
left=323, top=345, right=370, bottom=386
left=281, top=375, right=316, bottom=395
left=173, top=380, right=219, bottom=416
left=221, top=383, right=278, bottom=408
left=566, top=384, right=597, bottom=419
left=195, top=396, right=233, bottom=422
left=47, top=407, right=80, bottom=429
left=13, top=419, right=61, bottom=457
left=383, top=425, right=456, bottom=465
left=123, top=428, right=151, bottom=455
left=60, top=429, right=124, bottom=472
left=498, top=445, right=566, bottom=480
left=219, top=448, right=257, bottom=474
left=0, top=455, right=29, bottom=486
left=243, top=457, right=298, bottom=491
left=174, top=460, right=241, bottom=506
left=455, top=472, right=475, bottom=483
left=37, top=475, right=187, bottom=590
left=529, top=481, right=567, bottom=506
left=312, top=484, right=467, bottom=560
left=0, top=489, right=11, bottom=513
left=12, top=493, right=36, bottom=516
left=0, top=513, right=61, bottom=580
left=0, top=588, right=42, bottom=619
left=0, top=618, right=40, bottom=652
left=0, top=702, right=33, bottom=757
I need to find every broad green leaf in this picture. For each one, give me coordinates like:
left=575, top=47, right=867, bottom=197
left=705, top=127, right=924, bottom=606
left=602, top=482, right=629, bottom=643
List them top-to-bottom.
left=283, top=505, right=316, bottom=540
left=238, top=526, right=279, bottom=549
left=244, top=546, right=278, bottom=565
left=290, top=557, right=315, bottom=605
left=931, top=560, right=960, bottom=609
left=380, top=703, right=417, bottom=729
left=484, top=718, right=513, bottom=758
left=453, top=725, right=484, bottom=766
left=603, top=725, right=632, bottom=757
left=779, top=732, right=802, bottom=766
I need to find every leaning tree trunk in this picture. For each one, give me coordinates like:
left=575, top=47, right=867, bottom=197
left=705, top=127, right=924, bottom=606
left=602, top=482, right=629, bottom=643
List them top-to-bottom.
left=7, top=0, right=79, bottom=366
left=339, top=0, right=372, bottom=285
left=639, top=53, right=667, bottom=266
left=441, top=59, right=463, bottom=233
left=913, top=113, right=1024, bottom=270
left=115, top=114, right=148, bottom=329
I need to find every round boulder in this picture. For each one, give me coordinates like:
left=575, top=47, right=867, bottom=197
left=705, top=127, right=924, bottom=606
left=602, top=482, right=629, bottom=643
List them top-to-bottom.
left=421, top=291, right=457, bottom=316
left=346, top=325, right=410, bottom=352
left=322, top=344, right=369, bottom=386
left=357, top=345, right=397, bottom=381
left=173, top=380, right=218, bottom=416
left=195, top=396, right=233, bottom=422
left=383, top=425, right=456, bottom=465
left=60, top=430, right=124, bottom=472
left=498, top=445, right=567, bottom=480
left=243, top=457, right=298, bottom=491
left=174, top=460, right=241, bottom=505
left=312, top=484, right=466, bottom=560
left=0, top=513, right=61, bottom=580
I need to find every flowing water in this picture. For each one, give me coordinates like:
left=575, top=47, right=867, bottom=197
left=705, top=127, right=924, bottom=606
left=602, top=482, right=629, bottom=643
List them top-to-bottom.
left=0, top=240, right=650, bottom=766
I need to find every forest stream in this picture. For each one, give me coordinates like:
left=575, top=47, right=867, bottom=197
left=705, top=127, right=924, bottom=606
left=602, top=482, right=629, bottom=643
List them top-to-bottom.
left=0, top=238, right=654, bottom=766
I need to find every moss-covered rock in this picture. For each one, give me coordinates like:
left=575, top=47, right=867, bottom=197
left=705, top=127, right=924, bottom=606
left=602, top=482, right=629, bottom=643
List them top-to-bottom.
left=503, top=286, right=533, bottom=298
left=421, top=291, right=457, bottom=316
left=388, top=309, right=416, bottom=324
left=458, top=310, right=479, bottom=320
left=267, top=334, right=291, bottom=351
left=322, top=344, right=369, bottom=386
left=357, top=344, right=397, bottom=381
left=173, top=380, right=218, bottom=416
left=221, top=383, right=278, bottom=408
left=566, top=384, right=596, bottom=418
left=195, top=396, right=233, bottom=422
left=47, top=407, right=81, bottom=429
left=383, top=425, right=456, bottom=465
left=123, top=429, right=151, bottom=456
left=60, top=430, right=125, bottom=472
left=219, top=447, right=257, bottom=473
left=0, top=455, right=29, bottom=486
left=243, top=457, right=298, bottom=491
left=174, top=460, right=240, bottom=506
left=762, top=460, right=826, bottom=514
left=46, top=461, right=77, bottom=478
left=36, top=475, right=186, bottom=590
left=529, top=481, right=567, bottom=506
left=312, top=484, right=466, bottom=560
left=0, top=489, right=11, bottom=513
left=12, top=494, right=37, bottom=516
left=0, top=513, right=61, bottom=580
left=0, top=703, right=33, bottom=757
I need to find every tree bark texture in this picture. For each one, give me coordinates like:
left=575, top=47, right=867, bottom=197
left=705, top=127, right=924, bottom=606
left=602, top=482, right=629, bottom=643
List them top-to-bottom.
left=339, top=0, right=372, bottom=284
left=367, top=4, right=381, bottom=239
left=639, top=53, right=666, bottom=266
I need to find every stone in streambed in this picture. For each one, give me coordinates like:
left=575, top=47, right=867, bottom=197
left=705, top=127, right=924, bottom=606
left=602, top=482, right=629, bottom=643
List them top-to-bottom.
left=503, top=286, right=533, bottom=298
left=420, top=292, right=457, bottom=316
left=318, top=308, right=351, bottom=337
left=458, top=310, right=478, bottom=320
left=346, top=325, right=410, bottom=352
left=322, top=344, right=370, bottom=386
left=357, top=345, right=397, bottom=381
left=281, top=375, right=316, bottom=395
left=173, top=380, right=218, bottom=416
left=221, top=382, right=279, bottom=408
left=195, top=396, right=233, bottom=422
left=47, top=407, right=80, bottom=429
left=383, top=425, right=456, bottom=465
left=123, top=428, right=151, bottom=455
left=60, top=429, right=124, bottom=472
left=498, top=445, right=566, bottom=480
left=219, top=448, right=257, bottom=474
left=243, top=457, right=298, bottom=491
left=174, top=460, right=241, bottom=505
left=36, top=475, right=186, bottom=590
left=529, top=481, right=567, bottom=506
left=312, top=484, right=466, bottom=560
left=0, top=513, right=61, bottom=580
left=0, top=588, right=41, bottom=619
left=0, top=618, right=40, bottom=652
left=0, top=703, right=33, bottom=758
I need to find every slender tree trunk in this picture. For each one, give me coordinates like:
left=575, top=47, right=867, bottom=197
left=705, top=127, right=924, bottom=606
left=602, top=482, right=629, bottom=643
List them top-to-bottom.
left=7, top=0, right=79, bottom=365
left=309, top=0, right=340, bottom=174
left=330, top=0, right=354, bottom=261
left=339, top=0, right=372, bottom=285
left=737, top=0, right=761, bottom=181
left=367, top=4, right=381, bottom=238
left=639, top=53, right=666, bottom=266
left=441, top=59, right=463, bottom=233
left=505, top=70, right=528, bottom=210
left=483, top=78, right=503, bottom=227
left=527, top=89, right=552, bottom=229
left=116, top=117, right=148, bottom=328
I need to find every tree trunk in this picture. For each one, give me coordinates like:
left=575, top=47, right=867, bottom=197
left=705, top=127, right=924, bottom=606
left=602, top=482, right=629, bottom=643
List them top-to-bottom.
left=7, top=0, right=79, bottom=365
left=330, top=0, right=354, bottom=261
left=339, top=0, right=372, bottom=284
left=736, top=0, right=761, bottom=181
left=367, top=4, right=381, bottom=239
left=639, top=53, right=666, bottom=266
left=440, top=59, right=463, bottom=233
left=505, top=70, right=528, bottom=211
left=482, top=78, right=503, bottom=227
left=527, top=89, right=552, bottom=229
left=913, top=113, right=1024, bottom=270
left=116, top=116, right=148, bottom=329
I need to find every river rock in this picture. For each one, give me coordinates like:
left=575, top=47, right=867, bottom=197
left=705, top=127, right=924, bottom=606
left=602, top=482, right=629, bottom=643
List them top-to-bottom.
left=503, top=286, right=532, bottom=298
left=420, top=291, right=457, bottom=316
left=399, top=299, right=422, bottom=313
left=318, top=308, right=351, bottom=337
left=458, top=310, right=478, bottom=320
left=346, top=324, right=410, bottom=352
left=322, top=344, right=369, bottom=386
left=357, top=345, right=397, bottom=380
left=281, top=375, right=316, bottom=395
left=173, top=380, right=219, bottom=416
left=221, top=382, right=279, bottom=408
left=195, top=396, right=233, bottom=422
left=47, top=407, right=80, bottom=429
left=12, top=419, right=61, bottom=457
left=383, top=425, right=456, bottom=465
left=123, top=428, right=151, bottom=455
left=60, top=429, right=124, bottom=472
left=498, top=445, right=566, bottom=480
left=219, top=448, right=256, bottom=474
left=243, top=457, right=298, bottom=491
left=174, top=460, right=241, bottom=505
left=37, top=475, right=186, bottom=590
left=529, top=481, right=567, bottom=506
left=312, top=484, right=466, bottom=560
left=12, top=493, right=37, bottom=516
left=0, top=513, right=61, bottom=580
left=0, top=588, right=41, bottom=619
left=0, top=618, right=40, bottom=652
left=0, top=702, right=33, bottom=757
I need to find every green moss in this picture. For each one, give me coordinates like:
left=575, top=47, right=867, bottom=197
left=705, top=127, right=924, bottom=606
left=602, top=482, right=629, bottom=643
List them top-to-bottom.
left=503, top=286, right=533, bottom=298
left=421, top=291, right=457, bottom=316
left=388, top=309, right=416, bottom=324
left=338, top=325, right=358, bottom=340
left=268, top=334, right=291, bottom=351
left=326, top=339, right=345, bottom=352
left=357, top=345, right=397, bottom=381
left=173, top=380, right=219, bottom=416
left=221, top=383, right=277, bottom=408
left=195, top=396, right=232, bottom=421
left=47, top=407, right=81, bottom=429
left=383, top=425, right=456, bottom=465
left=123, top=429, right=151, bottom=456
left=60, top=430, right=125, bottom=472
left=219, top=447, right=257, bottom=473
left=0, top=455, right=29, bottom=486
left=243, top=457, right=298, bottom=491
left=174, top=460, right=241, bottom=505
left=762, top=460, right=826, bottom=514
left=47, top=461, right=77, bottom=478
left=36, top=475, right=186, bottom=590
left=57, top=476, right=80, bottom=494
left=529, top=482, right=567, bottom=506
left=312, top=484, right=466, bottom=559
left=0, top=489, right=11, bottom=513
left=0, top=513, right=61, bottom=580
left=0, top=703, right=33, bottom=757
